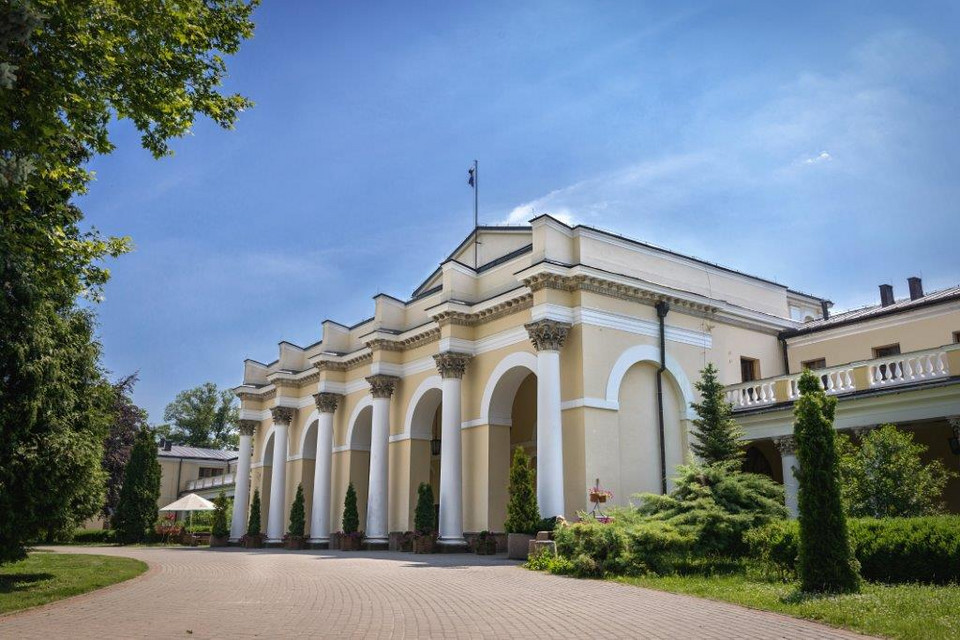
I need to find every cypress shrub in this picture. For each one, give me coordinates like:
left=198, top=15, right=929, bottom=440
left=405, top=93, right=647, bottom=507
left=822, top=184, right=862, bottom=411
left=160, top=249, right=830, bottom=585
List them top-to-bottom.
left=689, top=363, right=746, bottom=464
left=793, top=369, right=860, bottom=593
left=113, top=428, right=161, bottom=544
left=504, top=447, right=540, bottom=535
left=342, top=482, right=360, bottom=534
left=414, top=482, right=436, bottom=534
left=288, top=483, right=305, bottom=537
left=211, top=489, right=229, bottom=538
left=247, top=489, right=262, bottom=536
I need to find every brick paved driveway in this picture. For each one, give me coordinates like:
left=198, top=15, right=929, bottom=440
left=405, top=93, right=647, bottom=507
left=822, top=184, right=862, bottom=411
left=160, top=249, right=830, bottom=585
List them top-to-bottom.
left=1, top=546, right=870, bottom=639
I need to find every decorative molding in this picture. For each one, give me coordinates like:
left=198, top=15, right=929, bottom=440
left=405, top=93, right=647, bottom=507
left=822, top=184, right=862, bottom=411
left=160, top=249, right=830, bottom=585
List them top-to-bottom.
left=525, top=319, right=571, bottom=352
left=367, top=338, right=405, bottom=353
left=434, top=352, right=473, bottom=379
left=366, top=374, right=399, bottom=399
left=313, top=392, right=342, bottom=414
left=560, top=397, right=619, bottom=411
left=270, top=406, right=295, bottom=425
left=238, top=420, right=258, bottom=437
left=774, top=435, right=796, bottom=455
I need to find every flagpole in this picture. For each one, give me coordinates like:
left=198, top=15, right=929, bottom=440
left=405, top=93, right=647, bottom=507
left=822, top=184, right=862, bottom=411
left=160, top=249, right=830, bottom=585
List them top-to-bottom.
left=473, top=159, right=479, bottom=269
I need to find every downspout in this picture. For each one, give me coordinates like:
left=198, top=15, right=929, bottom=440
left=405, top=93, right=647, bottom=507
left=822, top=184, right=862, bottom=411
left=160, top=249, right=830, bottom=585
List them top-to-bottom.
left=655, top=300, right=670, bottom=495
left=778, top=334, right=790, bottom=375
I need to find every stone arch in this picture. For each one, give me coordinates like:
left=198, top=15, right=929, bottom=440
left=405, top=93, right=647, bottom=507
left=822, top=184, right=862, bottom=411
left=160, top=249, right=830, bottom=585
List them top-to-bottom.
left=605, top=344, right=696, bottom=419
left=480, top=351, right=538, bottom=426
left=403, top=375, right=442, bottom=440
left=345, top=396, right=373, bottom=450
left=298, top=410, right=320, bottom=458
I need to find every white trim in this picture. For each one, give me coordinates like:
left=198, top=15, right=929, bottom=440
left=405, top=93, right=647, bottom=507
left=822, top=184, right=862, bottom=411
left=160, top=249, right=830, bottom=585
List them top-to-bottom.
left=787, top=300, right=960, bottom=347
left=530, top=304, right=712, bottom=348
left=438, top=326, right=530, bottom=357
left=605, top=344, right=697, bottom=419
left=478, top=351, right=538, bottom=426
left=402, top=375, right=443, bottom=438
left=344, top=395, right=373, bottom=449
left=560, top=397, right=619, bottom=411
left=239, top=408, right=271, bottom=421
left=297, top=410, right=320, bottom=459
left=259, top=425, right=276, bottom=465
left=389, top=433, right=431, bottom=443
left=333, top=444, right=369, bottom=453
left=251, top=462, right=264, bottom=470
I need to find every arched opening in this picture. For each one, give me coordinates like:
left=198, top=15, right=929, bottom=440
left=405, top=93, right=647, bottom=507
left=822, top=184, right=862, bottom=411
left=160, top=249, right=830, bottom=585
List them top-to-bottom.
left=406, top=385, right=442, bottom=530
left=345, top=405, right=372, bottom=531
left=299, top=418, right=318, bottom=534
left=259, top=432, right=275, bottom=535
left=743, top=445, right=775, bottom=479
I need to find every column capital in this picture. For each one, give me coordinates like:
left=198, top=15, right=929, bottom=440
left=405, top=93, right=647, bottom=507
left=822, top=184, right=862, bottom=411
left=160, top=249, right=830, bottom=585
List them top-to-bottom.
left=525, top=319, right=571, bottom=352
left=434, top=352, right=473, bottom=379
left=366, top=374, right=399, bottom=399
left=313, top=392, right=342, bottom=414
left=270, top=406, right=296, bottom=426
left=238, top=419, right=258, bottom=437
left=774, top=435, right=796, bottom=455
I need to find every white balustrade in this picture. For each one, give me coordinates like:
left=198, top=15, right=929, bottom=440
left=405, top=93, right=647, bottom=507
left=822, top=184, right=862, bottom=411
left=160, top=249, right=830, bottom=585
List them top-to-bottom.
left=869, top=350, right=949, bottom=388
left=725, top=381, right=777, bottom=409
left=185, top=472, right=235, bottom=492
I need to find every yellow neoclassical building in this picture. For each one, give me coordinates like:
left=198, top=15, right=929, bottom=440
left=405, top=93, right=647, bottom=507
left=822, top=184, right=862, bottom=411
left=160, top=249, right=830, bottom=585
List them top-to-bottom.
left=229, top=215, right=960, bottom=547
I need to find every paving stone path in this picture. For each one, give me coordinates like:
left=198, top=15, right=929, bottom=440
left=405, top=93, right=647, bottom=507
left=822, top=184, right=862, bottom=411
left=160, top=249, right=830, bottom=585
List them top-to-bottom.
left=1, top=546, right=871, bottom=639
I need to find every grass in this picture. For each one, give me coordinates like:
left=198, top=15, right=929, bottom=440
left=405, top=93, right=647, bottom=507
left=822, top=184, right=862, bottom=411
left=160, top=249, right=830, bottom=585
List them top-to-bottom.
left=0, top=552, right=147, bottom=615
left=612, top=568, right=960, bottom=640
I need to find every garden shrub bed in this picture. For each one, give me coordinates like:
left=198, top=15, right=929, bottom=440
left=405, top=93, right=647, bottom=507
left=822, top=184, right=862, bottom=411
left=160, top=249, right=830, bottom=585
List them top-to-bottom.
left=747, top=515, right=960, bottom=584
left=69, top=529, right=116, bottom=544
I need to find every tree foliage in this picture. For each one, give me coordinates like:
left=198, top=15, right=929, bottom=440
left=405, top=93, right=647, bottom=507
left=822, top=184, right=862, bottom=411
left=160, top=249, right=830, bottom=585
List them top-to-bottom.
left=689, top=363, right=746, bottom=464
left=793, top=369, right=860, bottom=593
left=101, top=373, right=149, bottom=521
left=161, top=382, right=239, bottom=449
left=837, top=424, right=955, bottom=518
left=113, top=427, right=161, bottom=544
left=504, top=447, right=540, bottom=535
left=342, top=482, right=360, bottom=535
left=414, top=482, right=436, bottom=535
left=288, top=483, right=305, bottom=537
left=211, top=489, right=229, bottom=538
left=246, top=489, right=261, bottom=537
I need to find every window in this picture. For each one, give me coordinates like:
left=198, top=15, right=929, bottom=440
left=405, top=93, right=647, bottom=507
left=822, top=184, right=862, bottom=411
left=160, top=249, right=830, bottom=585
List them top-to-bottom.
left=953, top=331, right=960, bottom=344
left=872, top=344, right=901, bottom=359
left=740, top=357, right=759, bottom=383
left=802, top=358, right=826, bottom=371
left=198, top=467, right=224, bottom=479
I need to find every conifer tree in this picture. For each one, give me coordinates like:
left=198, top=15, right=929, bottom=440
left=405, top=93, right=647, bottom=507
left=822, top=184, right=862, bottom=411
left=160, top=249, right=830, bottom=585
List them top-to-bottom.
left=690, top=363, right=746, bottom=464
left=794, top=369, right=860, bottom=593
left=113, top=428, right=161, bottom=544
left=504, top=447, right=540, bottom=535
left=342, top=482, right=360, bottom=534
left=288, top=483, right=305, bottom=537
left=414, top=483, right=436, bottom=534
left=247, top=489, right=262, bottom=537
left=211, top=490, right=230, bottom=539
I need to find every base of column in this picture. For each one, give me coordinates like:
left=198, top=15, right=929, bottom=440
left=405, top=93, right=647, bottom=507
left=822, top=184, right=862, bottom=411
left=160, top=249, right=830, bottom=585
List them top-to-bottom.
left=437, top=537, right=470, bottom=553
left=265, top=538, right=284, bottom=547
left=307, top=538, right=330, bottom=550
left=362, top=538, right=389, bottom=551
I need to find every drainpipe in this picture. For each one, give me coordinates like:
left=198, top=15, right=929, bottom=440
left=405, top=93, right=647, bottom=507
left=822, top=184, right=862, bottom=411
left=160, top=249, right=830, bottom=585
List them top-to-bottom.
left=655, top=300, right=670, bottom=495
left=778, top=335, right=790, bottom=375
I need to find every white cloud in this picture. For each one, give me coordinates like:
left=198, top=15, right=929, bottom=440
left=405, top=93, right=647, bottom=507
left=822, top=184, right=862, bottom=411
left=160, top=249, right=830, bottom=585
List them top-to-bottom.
left=802, top=151, right=832, bottom=165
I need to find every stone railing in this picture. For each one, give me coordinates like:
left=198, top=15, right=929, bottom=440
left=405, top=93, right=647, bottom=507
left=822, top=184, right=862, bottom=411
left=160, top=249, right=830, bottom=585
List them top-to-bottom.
left=725, top=343, right=959, bottom=411
left=185, top=472, right=235, bottom=492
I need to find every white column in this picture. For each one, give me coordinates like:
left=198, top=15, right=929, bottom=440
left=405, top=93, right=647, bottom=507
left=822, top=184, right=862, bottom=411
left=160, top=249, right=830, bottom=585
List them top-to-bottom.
left=526, top=320, right=571, bottom=519
left=435, top=352, right=472, bottom=546
left=365, top=375, right=397, bottom=544
left=309, top=393, right=340, bottom=544
left=266, top=406, right=294, bottom=542
left=229, top=420, right=257, bottom=541
left=775, top=435, right=799, bottom=518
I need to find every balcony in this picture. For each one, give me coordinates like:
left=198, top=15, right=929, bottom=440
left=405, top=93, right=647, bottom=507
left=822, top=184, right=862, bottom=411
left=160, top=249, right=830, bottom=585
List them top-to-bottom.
left=725, top=343, right=960, bottom=411
left=185, top=472, right=235, bottom=493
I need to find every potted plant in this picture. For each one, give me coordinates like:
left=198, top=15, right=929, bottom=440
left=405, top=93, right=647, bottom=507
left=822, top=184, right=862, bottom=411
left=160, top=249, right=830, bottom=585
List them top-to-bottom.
left=505, top=447, right=539, bottom=560
left=340, top=482, right=363, bottom=551
left=413, top=482, right=437, bottom=554
left=284, top=483, right=306, bottom=550
left=241, top=489, right=265, bottom=549
left=209, top=490, right=230, bottom=547
left=475, top=530, right=497, bottom=555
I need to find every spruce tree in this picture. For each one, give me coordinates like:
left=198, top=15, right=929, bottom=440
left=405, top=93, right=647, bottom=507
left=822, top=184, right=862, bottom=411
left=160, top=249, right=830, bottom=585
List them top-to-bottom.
left=690, top=363, right=746, bottom=464
left=794, top=369, right=860, bottom=593
left=113, top=428, right=161, bottom=544
left=504, top=447, right=540, bottom=535
left=342, top=482, right=360, bottom=534
left=288, top=483, right=305, bottom=537
left=414, top=483, right=436, bottom=534
left=247, top=489, right=262, bottom=537
left=211, top=490, right=229, bottom=538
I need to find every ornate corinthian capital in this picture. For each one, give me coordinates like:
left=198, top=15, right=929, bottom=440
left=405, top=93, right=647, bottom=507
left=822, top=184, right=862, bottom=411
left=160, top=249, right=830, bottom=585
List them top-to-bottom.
left=525, top=319, right=571, bottom=352
left=434, top=352, right=472, bottom=379
left=366, top=374, right=399, bottom=399
left=313, top=392, right=342, bottom=414
left=270, top=406, right=295, bottom=426
left=238, top=420, right=258, bottom=437
left=773, top=435, right=796, bottom=455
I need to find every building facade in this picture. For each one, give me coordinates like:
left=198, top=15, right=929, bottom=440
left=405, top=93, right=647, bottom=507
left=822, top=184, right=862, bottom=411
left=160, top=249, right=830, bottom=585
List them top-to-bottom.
left=230, top=215, right=960, bottom=546
left=157, top=441, right=239, bottom=508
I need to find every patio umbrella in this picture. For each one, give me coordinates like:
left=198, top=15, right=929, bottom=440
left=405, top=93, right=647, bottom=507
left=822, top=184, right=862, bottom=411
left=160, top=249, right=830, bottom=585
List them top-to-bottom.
left=159, top=493, right=216, bottom=530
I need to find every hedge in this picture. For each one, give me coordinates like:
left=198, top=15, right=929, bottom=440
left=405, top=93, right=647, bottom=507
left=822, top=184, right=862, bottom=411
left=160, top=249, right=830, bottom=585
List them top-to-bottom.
left=746, top=516, right=960, bottom=584
left=554, top=520, right=694, bottom=578
left=71, top=529, right=117, bottom=544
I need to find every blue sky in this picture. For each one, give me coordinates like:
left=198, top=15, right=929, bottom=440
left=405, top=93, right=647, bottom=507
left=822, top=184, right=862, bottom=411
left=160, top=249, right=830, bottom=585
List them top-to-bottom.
left=80, top=1, right=960, bottom=422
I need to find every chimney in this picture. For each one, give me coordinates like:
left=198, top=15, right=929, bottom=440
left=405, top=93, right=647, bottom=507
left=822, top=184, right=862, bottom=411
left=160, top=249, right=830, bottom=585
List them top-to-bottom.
left=907, top=276, right=924, bottom=301
left=879, top=284, right=895, bottom=307
left=820, top=300, right=830, bottom=320
left=158, top=437, right=165, bottom=449
left=163, top=440, right=173, bottom=452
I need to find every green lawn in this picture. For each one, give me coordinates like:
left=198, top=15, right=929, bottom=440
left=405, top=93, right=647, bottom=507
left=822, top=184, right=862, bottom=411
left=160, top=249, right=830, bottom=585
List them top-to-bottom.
left=0, top=552, right=147, bottom=615
left=613, top=571, right=960, bottom=640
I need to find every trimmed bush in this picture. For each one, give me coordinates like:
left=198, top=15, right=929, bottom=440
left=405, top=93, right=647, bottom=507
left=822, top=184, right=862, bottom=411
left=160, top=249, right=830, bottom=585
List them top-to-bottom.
left=505, top=447, right=540, bottom=535
left=342, top=482, right=360, bottom=535
left=414, top=482, right=436, bottom=534
left=288, top=483, right=305, bottom=537
left=247, top=489, right=262, bottom=536
left=211, top=490, right=229, bottom=538
left=747, top=516, right=960, bottom=585
left=554, top=519, right=694, bottom=578
left=71, top=528, right=116, bottom=544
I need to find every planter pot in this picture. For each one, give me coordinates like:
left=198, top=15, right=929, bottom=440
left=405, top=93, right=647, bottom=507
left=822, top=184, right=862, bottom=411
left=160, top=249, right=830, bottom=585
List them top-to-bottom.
left=589, top=493, right=608, bottom=504
left=507, top=533, right=534, bottom=560
left=209, top=535, right=230, bottom=548
left=243, top=535, right=264, bottom=549
left=285, top=536, right=306, bottom=550
left=340, top=536, right=362, bottom=551
left=413, top=537, right=436, bottom=554
left=476, top=540, right=497, bottom=556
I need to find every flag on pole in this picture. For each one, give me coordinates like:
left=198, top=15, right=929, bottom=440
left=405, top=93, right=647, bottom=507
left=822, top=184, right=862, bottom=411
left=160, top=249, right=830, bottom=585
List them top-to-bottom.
left=467, top=166, right=475, bottom=187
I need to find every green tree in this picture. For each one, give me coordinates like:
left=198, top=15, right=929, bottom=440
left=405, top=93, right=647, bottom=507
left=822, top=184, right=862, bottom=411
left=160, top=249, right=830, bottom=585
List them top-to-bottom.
left=0, top=0, right=256, bottom=563
left=689, top=363, right=746, bottom=464
left=793, top=369, right=860, bottom=593
left=101, top=374, right=149, bottom=521
left=161, top=383, right=239, bottom=449
left=837, top=424, right=955, bottom=518
left=113, top=428, right=161, bottom=544
left=504, top=447, right=540, bottom=535
left=288, top=483, right=305, bottom=537
left=342, top=483, right=360, bottom=534
left=414, top=483, right=436, bottom=534
left=246, top=489, right=261, bottom=537
left=211, top=490, right=230, bottom=538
